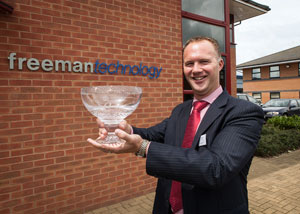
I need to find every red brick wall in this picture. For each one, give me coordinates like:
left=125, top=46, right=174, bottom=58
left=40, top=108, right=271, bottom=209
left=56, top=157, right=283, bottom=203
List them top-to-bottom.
left=0, top=1, right=182, bottom=213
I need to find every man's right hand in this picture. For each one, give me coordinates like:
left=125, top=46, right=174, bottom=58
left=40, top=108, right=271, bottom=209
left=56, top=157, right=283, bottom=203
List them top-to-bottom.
left=96, top=119, right=133, bottom=140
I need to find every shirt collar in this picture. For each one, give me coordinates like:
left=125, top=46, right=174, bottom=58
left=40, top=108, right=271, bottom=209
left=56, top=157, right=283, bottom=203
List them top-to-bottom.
left=193, top=86, right=223, bottom=105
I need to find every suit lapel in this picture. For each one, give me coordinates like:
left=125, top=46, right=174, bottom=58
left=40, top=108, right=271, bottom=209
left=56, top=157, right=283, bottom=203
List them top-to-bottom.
left=191, top=91, right=229, bottom=148
left=176, top=100, right=192, bottom=147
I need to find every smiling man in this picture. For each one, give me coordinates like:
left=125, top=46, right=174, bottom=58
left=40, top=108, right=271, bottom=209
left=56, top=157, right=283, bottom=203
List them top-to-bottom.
left=88, top=36, right=264, bottom=214
left=182, top=37, right=223, bottom=100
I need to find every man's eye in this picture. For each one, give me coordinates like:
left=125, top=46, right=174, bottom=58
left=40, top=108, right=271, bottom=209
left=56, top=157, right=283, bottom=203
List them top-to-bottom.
left=200, top=60, right=209, bottom=64
left=185, top=62, right=193, bottom=66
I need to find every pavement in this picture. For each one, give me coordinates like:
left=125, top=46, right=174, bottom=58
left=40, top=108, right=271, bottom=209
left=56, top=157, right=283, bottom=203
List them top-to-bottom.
left=86, top=149, right=300, bottom=214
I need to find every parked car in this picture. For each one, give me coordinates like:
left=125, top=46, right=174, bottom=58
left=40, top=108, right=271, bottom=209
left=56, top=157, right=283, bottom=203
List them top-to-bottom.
left=237, top=93, right=261, bottom=106
left=262, top=99, right=300, bottom=120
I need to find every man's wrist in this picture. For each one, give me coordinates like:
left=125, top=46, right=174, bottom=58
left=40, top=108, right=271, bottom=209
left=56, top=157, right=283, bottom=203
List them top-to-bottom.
left=135, top=139, right=150, bottom=158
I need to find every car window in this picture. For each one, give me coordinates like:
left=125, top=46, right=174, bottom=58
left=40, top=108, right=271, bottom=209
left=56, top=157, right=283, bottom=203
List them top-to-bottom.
left=238, top=95, right=248, bottom=101
left=248, top=96, right=258, bottom=103
left=263, top=99, right=289, bottom=107
left=290, top=100, right=297, bottom=107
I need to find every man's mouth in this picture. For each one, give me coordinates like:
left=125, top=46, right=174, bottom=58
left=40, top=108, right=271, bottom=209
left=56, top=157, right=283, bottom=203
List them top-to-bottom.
left=192, top=76, right=206, bottom=81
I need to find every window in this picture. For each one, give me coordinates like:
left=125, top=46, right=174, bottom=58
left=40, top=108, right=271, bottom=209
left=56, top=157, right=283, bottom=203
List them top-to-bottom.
left=181, top=0, right=230, bottom=101
left=182, top=0, right=224, bottom=21
left=182, top=18, right=225, bottom=52
left=298, top=62, right=300, bottom=76
left=270, top=65, right=280, bottom=78
left=252, top=68, right=261, bottom=79
left=252, top=92, right=262, bottom=102
left=270, top=92, right=280, bottom=99
left=238, top=95, right=247, bottom=101
left=290, top=100, right=298, bottom=107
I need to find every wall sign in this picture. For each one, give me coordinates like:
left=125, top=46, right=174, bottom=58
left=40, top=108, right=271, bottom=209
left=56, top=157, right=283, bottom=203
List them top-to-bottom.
left=8, top=53, right=162, bottom=79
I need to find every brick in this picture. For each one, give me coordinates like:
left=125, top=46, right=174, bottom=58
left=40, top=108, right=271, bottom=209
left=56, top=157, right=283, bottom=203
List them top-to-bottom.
left=11, top=148, right=33, bottom=156
left=0, top=151, right=9, bottom=158
left=45, top=151, right=64, bottom=158
left=23, top=154, right=44, bottom=162
left=56, top=156, right=74, bottom=164
left=0, top=157, right=21, bottom=165
left=34, top=159, right=54, bottom=166
left=24, top=166, right=44, bottom=174
left=0, top=171, right=20, bottom=180
left=45, top=176, right=64, bottom=185
left=23, top=180, right=44, bottom=190
left=56, top=180, right=74, bottom=189
left=0, top=185, right=21, bottom=194
left=46, top=189, right=64, bottom=198
left=0, top=199, right=21, bottom=208
left=13, top=203, right=33, bottom=212
left=23, top=207, right=45, bottom=214
left=0, top=209, right=10, bottom=214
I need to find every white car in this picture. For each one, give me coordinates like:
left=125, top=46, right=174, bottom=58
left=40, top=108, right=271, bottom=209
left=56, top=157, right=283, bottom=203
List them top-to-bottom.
left=237, top=94, right=261, bottom=106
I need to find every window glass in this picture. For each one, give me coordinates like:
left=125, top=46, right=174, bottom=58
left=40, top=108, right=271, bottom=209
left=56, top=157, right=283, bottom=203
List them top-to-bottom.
left=182, top=0, right=224, bottom=21
left=182, top=18, right=225, bottom=52
left=230, top=24, right=233, bottom=44
left=220, top=56, right=226, bottom=89
left=298, top=62, right=300, bottom=76
left=270, top=66, right=280, bottom=78
left=252, top=68, right=261, bottom=79
left=183, top=75, right=192, bottom=90
left=270, top=92, right=280, bottom=99
left=183, top=93, right=194, bottom=101
left=252, top=93, right=261, bottom=102
left=238, top=95, right=247, bottom=101
left=248, top=96, right=257, bottom=103
left=264, top=99, right=288, bottom=107
left=290, top=100, right=297, bottom=107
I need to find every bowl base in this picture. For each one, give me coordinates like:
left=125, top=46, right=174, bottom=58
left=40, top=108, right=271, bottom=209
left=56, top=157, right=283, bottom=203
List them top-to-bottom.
left=95, top=132, right=125, bottom=144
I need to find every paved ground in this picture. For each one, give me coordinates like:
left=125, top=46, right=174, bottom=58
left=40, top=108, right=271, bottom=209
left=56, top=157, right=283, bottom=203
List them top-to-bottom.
left=87, top=149, right=300, bottom=214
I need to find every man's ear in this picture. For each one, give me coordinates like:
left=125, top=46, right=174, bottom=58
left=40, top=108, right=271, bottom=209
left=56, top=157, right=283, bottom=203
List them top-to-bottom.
left=218, top=58, right=224, bottom=71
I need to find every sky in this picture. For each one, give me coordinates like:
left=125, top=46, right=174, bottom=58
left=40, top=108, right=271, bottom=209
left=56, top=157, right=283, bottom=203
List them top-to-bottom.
left=235, top=0, right=300, bottom=65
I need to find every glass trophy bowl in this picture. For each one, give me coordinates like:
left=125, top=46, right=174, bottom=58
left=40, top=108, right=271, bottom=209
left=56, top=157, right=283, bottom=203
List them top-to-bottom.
left=81, top=86, right=142, bottom=144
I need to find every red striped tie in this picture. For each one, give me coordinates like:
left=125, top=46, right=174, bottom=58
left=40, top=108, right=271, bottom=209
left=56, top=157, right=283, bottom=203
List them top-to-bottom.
left=169, top=101, right=208, bottom=213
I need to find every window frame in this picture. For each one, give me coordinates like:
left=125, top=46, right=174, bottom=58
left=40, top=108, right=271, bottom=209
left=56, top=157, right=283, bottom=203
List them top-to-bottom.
left=182, top=0, right=231, bottom=100
left=269, top=65, right=280, bottom=79
left=252, top=68, right=261, bottom=80
left=252, top=92, right=262, bottom=102
left=270, top=92, right=280, bottom=99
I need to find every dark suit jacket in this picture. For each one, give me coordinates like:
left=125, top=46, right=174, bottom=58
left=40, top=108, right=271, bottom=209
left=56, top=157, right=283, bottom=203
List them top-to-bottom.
left=133, top=91, right=264, bottom=214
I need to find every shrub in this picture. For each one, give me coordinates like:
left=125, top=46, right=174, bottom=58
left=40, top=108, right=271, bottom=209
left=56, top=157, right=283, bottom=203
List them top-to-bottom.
left=267, top=115, right=300, bottom=130
left=255, top=116, right=300, bottom=157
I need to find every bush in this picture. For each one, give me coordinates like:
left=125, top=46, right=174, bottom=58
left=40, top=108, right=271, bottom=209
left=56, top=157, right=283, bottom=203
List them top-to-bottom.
left=255, top=115, right=300, bottom=157
left=267, top=115, right=300, bottom=130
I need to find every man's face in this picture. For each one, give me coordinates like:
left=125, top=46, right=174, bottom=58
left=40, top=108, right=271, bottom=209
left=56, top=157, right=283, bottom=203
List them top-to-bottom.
left=183, top=40, right=224, bottom=100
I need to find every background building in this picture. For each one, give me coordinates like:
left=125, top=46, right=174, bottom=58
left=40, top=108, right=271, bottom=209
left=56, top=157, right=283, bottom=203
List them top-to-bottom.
left=0, top=0, right=269, bottom=213
left=237, top=46, right=300, bottom=104
left=236, top=70, right=243, bottom=93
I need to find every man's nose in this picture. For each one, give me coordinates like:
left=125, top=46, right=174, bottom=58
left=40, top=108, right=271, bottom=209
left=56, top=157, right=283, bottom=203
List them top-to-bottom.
left=192, top=62, right=203, bottom=72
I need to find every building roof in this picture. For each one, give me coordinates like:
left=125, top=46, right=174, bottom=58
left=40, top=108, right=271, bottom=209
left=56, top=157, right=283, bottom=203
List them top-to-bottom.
left=231, top=0, right=270, bottom=23
left=242, top=0, right=270, bottom=11
left=237, top=45, right=300, bottom=69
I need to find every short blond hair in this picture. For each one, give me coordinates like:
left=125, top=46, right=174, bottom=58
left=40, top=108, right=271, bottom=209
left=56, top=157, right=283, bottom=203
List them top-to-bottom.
left=183, top=36, right=221, bottom=59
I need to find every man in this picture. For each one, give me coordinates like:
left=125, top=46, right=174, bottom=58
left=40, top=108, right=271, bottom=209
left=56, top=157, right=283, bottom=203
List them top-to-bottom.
left=88, top=36, right=264, bottom=214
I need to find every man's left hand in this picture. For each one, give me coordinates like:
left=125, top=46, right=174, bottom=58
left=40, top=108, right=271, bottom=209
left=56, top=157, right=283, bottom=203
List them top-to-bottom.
left=87, top=129, right=143, bottom=154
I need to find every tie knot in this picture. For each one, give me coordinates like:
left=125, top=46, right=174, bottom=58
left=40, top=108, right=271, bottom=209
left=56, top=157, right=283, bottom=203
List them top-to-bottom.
left=193, top=101, right=208, bottom=112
